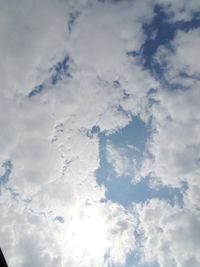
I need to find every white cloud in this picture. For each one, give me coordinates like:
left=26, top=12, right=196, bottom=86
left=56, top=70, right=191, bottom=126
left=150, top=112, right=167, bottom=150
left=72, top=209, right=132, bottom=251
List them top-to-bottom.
left=0, top=0, right=70, bottom=96
left=0, top=1, right=157, bottom=266
left=3, top=1, right=200, bottom=267
left=135, top=22, right=200, bottom=267
left=141, top=28, right=200, bottom=188
left=155, top=29, right=200, bottom=84
left=106, top=141, right=130, bottom=176
left=0, top=192, right=136, bottom=267
left=135, top=199, right=200, bottom=267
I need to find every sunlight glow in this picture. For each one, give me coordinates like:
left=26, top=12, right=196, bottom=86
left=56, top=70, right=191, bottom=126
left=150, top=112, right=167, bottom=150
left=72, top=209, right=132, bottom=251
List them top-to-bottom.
left=68, top=205, right=108, bottom=257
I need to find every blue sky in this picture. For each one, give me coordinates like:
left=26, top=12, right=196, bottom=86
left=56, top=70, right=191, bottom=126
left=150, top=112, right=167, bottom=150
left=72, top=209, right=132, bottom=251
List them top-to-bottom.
left=0, top=1, right=200, bottom=267
left=96, top=116, right=184, bottom=208
left=0, top=160, right=12, bottom=185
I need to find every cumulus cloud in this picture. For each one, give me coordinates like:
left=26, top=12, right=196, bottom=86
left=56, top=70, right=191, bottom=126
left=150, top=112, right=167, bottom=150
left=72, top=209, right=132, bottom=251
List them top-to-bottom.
left=0, top=0, right=157, bottom=266
left=0, top=0, right=70, bottom=96
left=1, top=1, right=199, bottom=267
left=136, top=16, right=200, bottom=267
left=140, top=27, right=200, bottom=188
left=155, top=29, right=200, bottom=84
left=106, top=141, right=131, bottom=176
left=1, top=191, right=136, bottom=267
left=135, top=199, right=200, bottom=267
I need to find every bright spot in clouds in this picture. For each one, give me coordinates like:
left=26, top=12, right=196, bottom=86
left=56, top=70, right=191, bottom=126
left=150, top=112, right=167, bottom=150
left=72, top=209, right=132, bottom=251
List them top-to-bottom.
left=68, top=206, right=107, bottom=255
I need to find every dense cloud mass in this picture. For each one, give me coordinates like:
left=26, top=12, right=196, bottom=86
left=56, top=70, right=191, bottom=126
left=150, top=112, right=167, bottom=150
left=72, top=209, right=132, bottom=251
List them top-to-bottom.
left=0, top=1, right=200, bottom=267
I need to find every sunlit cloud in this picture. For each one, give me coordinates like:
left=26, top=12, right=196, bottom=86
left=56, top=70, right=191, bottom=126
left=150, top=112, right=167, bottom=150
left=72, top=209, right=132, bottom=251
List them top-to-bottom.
left=0, top=1, right=200, bottom=267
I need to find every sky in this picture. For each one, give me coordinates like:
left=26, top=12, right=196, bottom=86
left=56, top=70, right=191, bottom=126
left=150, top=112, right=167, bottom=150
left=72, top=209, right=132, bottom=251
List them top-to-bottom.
left=0, top=1, right=200, bottom=267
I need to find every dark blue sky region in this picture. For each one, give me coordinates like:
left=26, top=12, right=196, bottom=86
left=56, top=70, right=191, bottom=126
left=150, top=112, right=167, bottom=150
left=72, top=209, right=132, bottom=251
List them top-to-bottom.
left=131, top=5, right=200, bottom=86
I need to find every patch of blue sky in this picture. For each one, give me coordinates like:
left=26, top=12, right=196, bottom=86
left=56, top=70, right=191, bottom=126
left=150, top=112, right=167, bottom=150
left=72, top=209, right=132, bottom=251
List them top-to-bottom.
left=127, top=4, right=200, bottom=89
left=141, top=5, right=200, bottom=71
left=28, top=56, right=71, bottom=98
left=51, top=56, right=71, bottom=85
left=179, top=71, right=200, bottom=81
left=28, top=84, right=44, bottom=98
left=96, top=116, right=184, bottom=208
left=106, top=116, right=149, bottom=151
left=96, top=117, right=148, bottom=191
left=0, top=160, right=12, bottom=185
left=100, top=176, right=184, bottom=208
left=54, top=216, right=65, bottom=223
left=108, top=245, right=159, bottom=267
left=124, top=253, right=160, bottom=267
